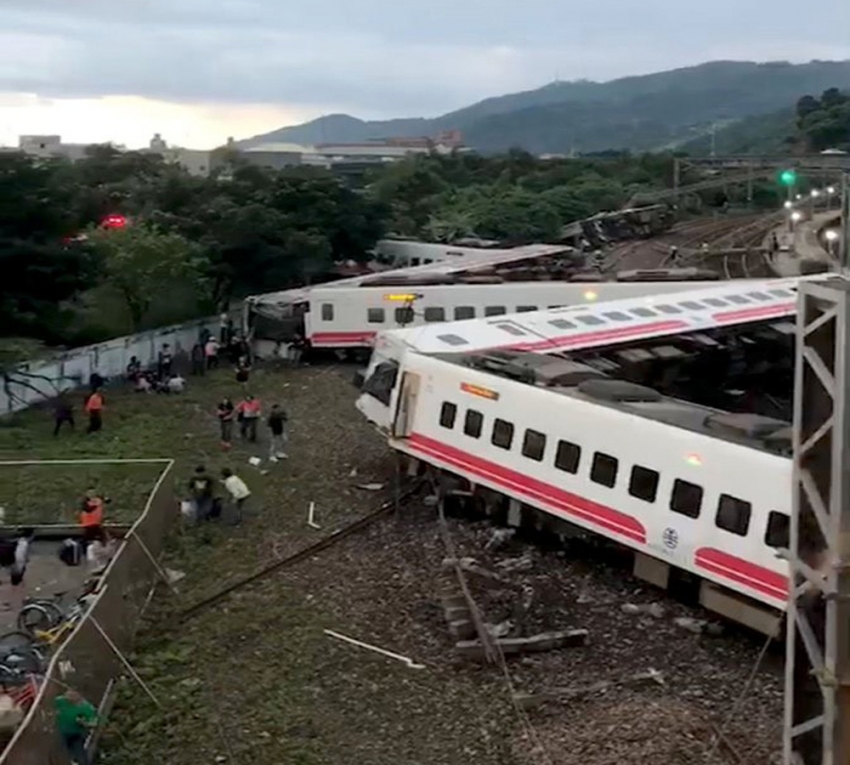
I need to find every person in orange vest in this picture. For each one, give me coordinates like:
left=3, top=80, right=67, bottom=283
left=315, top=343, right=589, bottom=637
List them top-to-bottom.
left=84, top=389, right=104, bottom=434
left=236, top=395, right=261, bottom=442
left=79, top=489, right=109, bottom=542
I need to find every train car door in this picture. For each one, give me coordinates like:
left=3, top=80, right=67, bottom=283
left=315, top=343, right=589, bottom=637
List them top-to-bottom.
left=392, top=372, right=421, bottom=439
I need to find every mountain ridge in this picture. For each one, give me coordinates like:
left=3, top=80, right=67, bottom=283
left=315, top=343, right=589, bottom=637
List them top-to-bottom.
left=238, top=59, right=850, bottom=154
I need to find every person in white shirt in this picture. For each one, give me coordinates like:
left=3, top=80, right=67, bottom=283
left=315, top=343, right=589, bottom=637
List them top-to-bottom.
left=167, top=374, right=186, bottom=394
left=221, top=468, right=250, bottom=524
left=86, top=528, right=117, bottom=574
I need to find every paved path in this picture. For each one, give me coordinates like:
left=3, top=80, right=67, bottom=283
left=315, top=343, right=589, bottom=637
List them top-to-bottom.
left=768, top=211, right=840, bottom=276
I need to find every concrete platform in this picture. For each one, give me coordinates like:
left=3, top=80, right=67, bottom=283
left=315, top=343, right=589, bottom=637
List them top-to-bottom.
left=768, top=211, right=839, bottom=277
left=0, top=540, right=91, bottom=632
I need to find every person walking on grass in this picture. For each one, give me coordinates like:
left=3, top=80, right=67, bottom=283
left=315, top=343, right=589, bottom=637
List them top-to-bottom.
left=84, top=389, right=103, bottom=434
left=53, top=394, right=74, bottom=436
left=237, top=395, right=261, bottom=442
left=217, top=397, right=235, bottom=448
left=267, top=404, right=288, bottom=461
left=188, top=465, right=215, bottom=521
left=221, top=468, right=250, bottom=524
left=55, top=689, right=97, bottom=765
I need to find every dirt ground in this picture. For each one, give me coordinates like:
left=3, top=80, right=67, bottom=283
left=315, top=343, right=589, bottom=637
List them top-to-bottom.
left=0, top=362, right=784, bottom=764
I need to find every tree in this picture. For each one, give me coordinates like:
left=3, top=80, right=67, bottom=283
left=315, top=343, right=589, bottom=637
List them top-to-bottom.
left=89, top=224, right=212, bottom=331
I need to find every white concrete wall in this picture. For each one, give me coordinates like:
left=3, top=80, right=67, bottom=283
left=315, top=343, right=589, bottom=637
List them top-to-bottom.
left=0, top=317, right=218, bottom=413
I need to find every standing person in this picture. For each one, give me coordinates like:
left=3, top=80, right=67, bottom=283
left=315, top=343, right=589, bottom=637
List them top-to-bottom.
left=219, top=312, right=229, bottom=344
left=204, top=336, right=220, bottom=370
left=190, top=341, right=205, bottom=376
left=157, top=343, right=173, bottom=379
left=125, top=356, right=141, bottom=383
left=235, top=356, right=251, bottom=387
left=84, top=389, right=103, bottom=434
left=53, top=394, right=74, bottom=436
left=237, top=395, right=261, bottom=442
left=217, top=397, right=235, bottom=448
left=267, top=404, right=288, bottom=461
left=188, top=465, right=215, bottom=521
left=221, top=468, right=250, bottom=525
left=79, top=489, right=108, bottom=541
left=85, top=527, right=116, bottom=575
left=0, top=528, right=33, bottom=612
left=54, top=689, right=97, bottom=765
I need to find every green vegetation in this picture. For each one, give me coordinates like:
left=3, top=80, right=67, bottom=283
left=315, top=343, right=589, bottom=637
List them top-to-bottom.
left=247, top=60, right=850, bottom=154
left=793, top=88, right=850, bottom=152
left=0, top=148, right=388, bottom=364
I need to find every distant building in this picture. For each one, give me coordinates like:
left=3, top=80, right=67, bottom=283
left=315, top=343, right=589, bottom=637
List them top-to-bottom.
left=145, top=134, right=212, bottom=177
left=18, top=135, right=101, bottom=161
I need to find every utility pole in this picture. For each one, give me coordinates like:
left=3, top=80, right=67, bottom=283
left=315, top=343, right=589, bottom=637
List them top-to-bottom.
left=785, top=277, right=850, bottom=765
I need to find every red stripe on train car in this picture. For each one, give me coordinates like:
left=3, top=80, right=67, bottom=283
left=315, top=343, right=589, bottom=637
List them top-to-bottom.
left=711, top=301, right=796, bottom=324
left=502, top=320, right=689, bottom=353
left=310, top=331, right=377, bottom=346
left=408, top=433, right=646, bottom=544
left=694, top=547, right=788, bottom=602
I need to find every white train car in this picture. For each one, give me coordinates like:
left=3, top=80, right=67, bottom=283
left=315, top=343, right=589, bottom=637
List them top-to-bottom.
left=246, top=243, right=724, bottom=354
left=357, top=276, right=801, bottom=431
left=371, top=348, right=791, bottom=634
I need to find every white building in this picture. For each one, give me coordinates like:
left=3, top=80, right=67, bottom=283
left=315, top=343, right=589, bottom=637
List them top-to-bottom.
left=146, top=134, right=212, bottom=177
left=18, top=135, right=99, bottom=161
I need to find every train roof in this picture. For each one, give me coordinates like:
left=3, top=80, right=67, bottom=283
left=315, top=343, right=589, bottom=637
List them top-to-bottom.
left=247, top=244, right=577, bottom=307
left=375, top=274, right=831, bottom=356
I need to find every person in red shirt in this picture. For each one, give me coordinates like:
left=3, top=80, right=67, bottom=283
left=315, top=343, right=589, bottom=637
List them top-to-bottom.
left=84, top=390, right=104, bottom=434
left=236, top=395, right=261, bottom=442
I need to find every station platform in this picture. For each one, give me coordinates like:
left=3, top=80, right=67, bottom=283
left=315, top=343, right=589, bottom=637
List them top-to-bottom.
left=768, top=211, right=840, bottom=277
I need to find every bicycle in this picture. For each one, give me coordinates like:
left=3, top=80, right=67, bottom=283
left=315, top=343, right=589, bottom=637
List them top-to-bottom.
left=17, top=579, right=97, bottom=637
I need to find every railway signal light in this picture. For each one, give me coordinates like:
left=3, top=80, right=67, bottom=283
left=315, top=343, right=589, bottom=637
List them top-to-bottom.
left=779, top=169, right=797, bottom=187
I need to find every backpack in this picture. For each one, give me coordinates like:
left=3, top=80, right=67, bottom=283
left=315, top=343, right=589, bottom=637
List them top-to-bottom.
left=58, top=539, right=82, bottom=567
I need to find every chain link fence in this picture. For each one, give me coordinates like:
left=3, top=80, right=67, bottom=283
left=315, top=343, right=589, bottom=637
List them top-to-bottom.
left=0, top=459, right=175, bottom=765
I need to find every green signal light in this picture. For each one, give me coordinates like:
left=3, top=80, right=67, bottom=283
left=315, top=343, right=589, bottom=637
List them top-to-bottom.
left=779, top=169, right=797, bottom=186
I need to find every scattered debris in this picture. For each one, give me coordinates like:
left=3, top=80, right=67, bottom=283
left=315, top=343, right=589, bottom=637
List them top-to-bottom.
left=248, top=456, right=262, bottom=467
left=348, top=467, right=358, bottom=477
left=355, top=482, right=385, bottom=492
left=422, top=495, right=439, bottom=507
left=307, top=501, right=321, bottom=530
left=484, top=528, right=515, bottom=551
left=495, top=554, right=534, bottom=573
left=441, top=557, right=511, bottom=584
left=166, top=568, right=186, bottom=585
left=621, top=602, right=665, bottom=618
left=674, top=616, right=706, bottom=634
left=485, top=620, right=513, bottom=639
left=323, top=629, right=425, bottom=670
left=456, top=629, right=589, bottom=662
left=514, top=669, right=666, bottom=710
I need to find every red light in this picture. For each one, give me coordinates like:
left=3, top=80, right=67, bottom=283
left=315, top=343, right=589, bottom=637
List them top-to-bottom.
left=101, top=214, right=127, bottom=229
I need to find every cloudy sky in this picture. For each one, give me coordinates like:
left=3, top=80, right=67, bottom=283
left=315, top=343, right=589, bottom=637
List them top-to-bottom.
left=1, top=0, right=848, bottom=149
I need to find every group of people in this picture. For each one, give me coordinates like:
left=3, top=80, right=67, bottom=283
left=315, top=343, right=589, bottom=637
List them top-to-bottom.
left=215, top=396, right=288, bottom=459
left=187, top=465, right=252, bottom=524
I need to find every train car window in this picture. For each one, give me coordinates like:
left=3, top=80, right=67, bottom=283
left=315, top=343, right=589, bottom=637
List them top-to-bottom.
left=411, top=258, right=420, bottom=266
left=768, top=289, right=793, bottom=298
left=747, top=292, right=771, bottom=301
left=725, top=294, right=751, bottom=305
left=703, top=298, right=729, bottom=307
left=679, top=301, right=707, bottom=310
left=321, top=303, right=334, bottom=321
left=654, top=304, right=682, bottom=314
left=516, top=305, right=537, bottom=313
left=548, top=305, right=565, bottom=309
left=454, top=306, right=475, bottom=320
left=484, top=306, right=507, bottom=317
left=395, top=307, right=414, bottom=324
left=424, top=307, right=446, bottom=322
left=629, top=307, right=657, bottom=318
left=367, top=308, right=385, bottom=324
left=603, top=312, right=631, bottom=321
left=576, top=315, right=604, bottom=326
left=549, top=319, right=575, bottom=329
left=494, top=323, right=526, bottom=336
left=437, top=334, right=469, bottom=346
left=361, top=361, right=399, bottom=405
left=439, top=402, right=457, bottom=429
left=464, top=409, right=483, bottom=438
left=491, top=418, right=514, bottom=450
left=521, top=429, right=546, bottom=461
left=554, top=440, right=581, bottom=473
left=590, top=452, right=618, bottom=488
left=629, top=465, right=659, bottom=503
left=670, top=479, right=703, bottom=518
left=716, top=494, right=751, bottom=536
left=765, top=511, right=790, bottom=548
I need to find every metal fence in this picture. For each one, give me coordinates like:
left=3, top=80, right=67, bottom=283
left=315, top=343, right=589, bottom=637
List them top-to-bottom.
left=1, top=318, right=218, bottom=413
left=0, top=459, right=175, bottom=765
